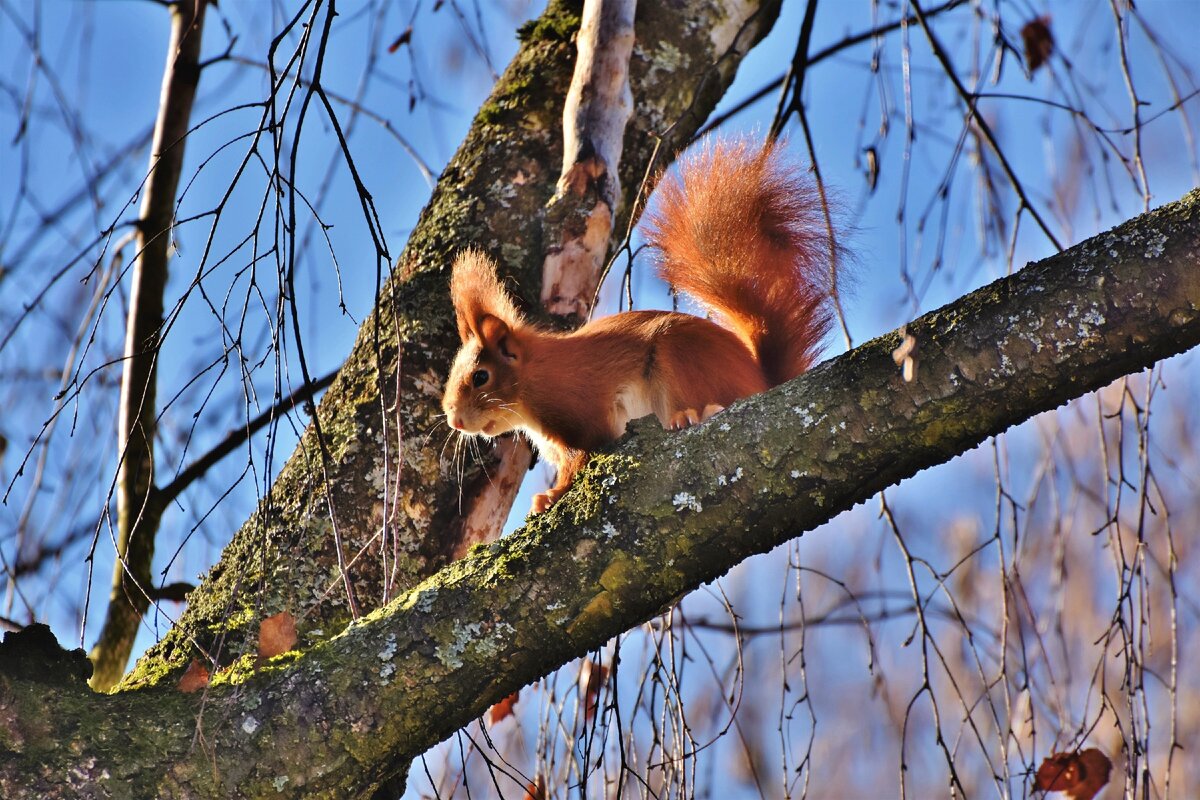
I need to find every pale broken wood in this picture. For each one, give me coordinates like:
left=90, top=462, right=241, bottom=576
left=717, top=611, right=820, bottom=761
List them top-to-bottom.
left=541, top=0, right=638, bottom=320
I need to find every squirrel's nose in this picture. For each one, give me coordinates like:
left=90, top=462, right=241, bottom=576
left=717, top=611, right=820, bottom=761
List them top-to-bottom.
left=447, top=411, right=464, bottom=431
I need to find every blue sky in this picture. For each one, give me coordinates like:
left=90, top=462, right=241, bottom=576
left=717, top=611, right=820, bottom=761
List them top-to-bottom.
left=2, top=0, right=1199, bottom=796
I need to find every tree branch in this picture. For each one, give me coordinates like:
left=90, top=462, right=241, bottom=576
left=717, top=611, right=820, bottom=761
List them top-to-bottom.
left=90, top=0, right=207, bottom=692
left=4, top=187, right=1197, bottom=800
left=156, top=369, right=337, bottom=506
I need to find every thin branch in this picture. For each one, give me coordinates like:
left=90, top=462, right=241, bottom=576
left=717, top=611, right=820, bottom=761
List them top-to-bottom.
left=89, top=0, right=208, bottom=692
left=910, top=0, right=1063, bottom=251
left=157, top=368, right=336, bottom=505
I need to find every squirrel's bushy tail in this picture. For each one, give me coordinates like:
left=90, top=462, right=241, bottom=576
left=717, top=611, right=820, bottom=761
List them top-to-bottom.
left=644, top=138, right=834, bottom=386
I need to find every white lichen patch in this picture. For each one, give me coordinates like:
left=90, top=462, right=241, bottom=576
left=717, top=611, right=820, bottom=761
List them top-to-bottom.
left=709, top=0, right=756, bottom=52
left=653, top=42, right=683, bottom=73
left=491, top=178, right=518, bottom=204
left=1144, top=230, right=1167, bottom=258
left=1078, top=307, right=1105, bottom=338
left=792, top=404, right=821, bottom=427
left=719, top=422, right=731, bottom=432
left=366, top=460, right=389, bottom=495
left=717, top=466, right=743, bottom=487
left=790, top=470, right=801, bottom=479
left=594, top=472, right=619, bottom=505
left=672, top=492, right=702, bottom=513
left=602, top=522, right=618, bottom=541
left=405, top=586, right=438, bottom=613
left=547, top=604, right=570, bottom=626
left=435, top=621, right=515, bottom=670
left=435, top=622, right=481, bottom=669
left=477, top=622, right=514, bottom=659
left=378, top=633, right=398, bottom=661
left=242, top=716, right=260, bottom=735
left=273, top=776, right=289, bottom=791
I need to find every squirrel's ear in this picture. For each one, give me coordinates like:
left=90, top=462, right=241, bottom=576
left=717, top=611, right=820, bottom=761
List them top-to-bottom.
left=450, top=249, right=523, bottom=343
left=454, top=308, right=474, bottom=343
left=479, top=315, right=521, bottom=362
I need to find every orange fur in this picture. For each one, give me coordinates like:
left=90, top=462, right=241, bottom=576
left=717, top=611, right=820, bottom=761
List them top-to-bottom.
left=644, top=137, right=832, bottom=385
left=443, top=138, right=835, bottom=513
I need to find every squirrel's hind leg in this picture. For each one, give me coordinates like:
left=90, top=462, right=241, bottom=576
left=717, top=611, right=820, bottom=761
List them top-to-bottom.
left=652, top=317, right=765, bottom=431
left=666, top=403, right=725, bottom=430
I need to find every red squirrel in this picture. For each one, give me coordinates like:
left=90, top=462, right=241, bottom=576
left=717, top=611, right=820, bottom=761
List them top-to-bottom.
left=443, top=138, right=834, bottom=513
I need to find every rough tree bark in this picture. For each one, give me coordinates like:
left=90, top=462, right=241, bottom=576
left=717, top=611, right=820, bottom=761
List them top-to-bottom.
left=4, top=0, right=1199, bottom=797
left=1, top=188, right=1197, bottom=798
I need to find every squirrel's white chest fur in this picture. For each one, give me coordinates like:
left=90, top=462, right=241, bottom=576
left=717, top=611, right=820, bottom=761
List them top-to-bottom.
left=611, top=382, right=655, bottom=435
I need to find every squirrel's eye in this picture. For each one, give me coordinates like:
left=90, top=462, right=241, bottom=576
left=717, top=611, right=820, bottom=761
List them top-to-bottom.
left=471, top=369, right=489, bottom=388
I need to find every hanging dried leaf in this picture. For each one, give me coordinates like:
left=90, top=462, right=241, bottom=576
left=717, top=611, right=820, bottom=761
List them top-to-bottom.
left=1021, top=16, right=1054, bottom=73
left=387, top=26, right=413, bottom=53
left=257, top=611, right=297, bottom=662
left=177, top=658, right=210, bottom=693
left=579, top=659, right=608, bottom=722
left=489, top=689, right=521, bottom=724
left=1034, top=748, right=1111, bottom=800
left=523, top=776, right=546, bottom=800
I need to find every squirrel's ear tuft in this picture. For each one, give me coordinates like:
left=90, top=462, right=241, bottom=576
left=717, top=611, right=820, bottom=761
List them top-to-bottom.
left=450, top=249, right=524, bottom=343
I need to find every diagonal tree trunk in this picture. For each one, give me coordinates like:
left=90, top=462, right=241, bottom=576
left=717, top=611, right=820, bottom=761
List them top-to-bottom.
left=1, top=187, right=1197, bottom=799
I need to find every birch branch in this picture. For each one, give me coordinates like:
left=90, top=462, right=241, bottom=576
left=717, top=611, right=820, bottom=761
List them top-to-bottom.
left=89, top=0, right=207, bottom=692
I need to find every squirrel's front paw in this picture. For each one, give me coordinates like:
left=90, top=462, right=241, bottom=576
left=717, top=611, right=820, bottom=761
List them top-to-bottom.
left=666, top=404, right=725, bottom=430
left=531, top=488, right=566, bottom=514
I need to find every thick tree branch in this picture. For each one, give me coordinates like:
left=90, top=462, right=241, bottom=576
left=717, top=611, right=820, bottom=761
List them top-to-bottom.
left=4, top=188, right=1197, bottom=800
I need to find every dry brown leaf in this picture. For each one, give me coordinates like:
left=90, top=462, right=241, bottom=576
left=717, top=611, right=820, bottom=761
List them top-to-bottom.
left=1021, top=16, right=1055, bottom=73
left=387, top=26, right=412, bottom=53
left=257, top=611, right=297, bottom=662
left=177, top=658, right=210, bottom=693
left=579, top=659, right=608, bottom=722
left=489, top=689, right=521, bottom=725
left=1034, top=748, right=1111, bottom=800
left=523, top=776, right=546, bottom=800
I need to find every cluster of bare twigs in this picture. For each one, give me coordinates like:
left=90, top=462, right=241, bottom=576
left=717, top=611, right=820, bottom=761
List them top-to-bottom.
left=1, top=0, right=1198, bottom=797
left=413, top=2, right=1200, bottom=798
